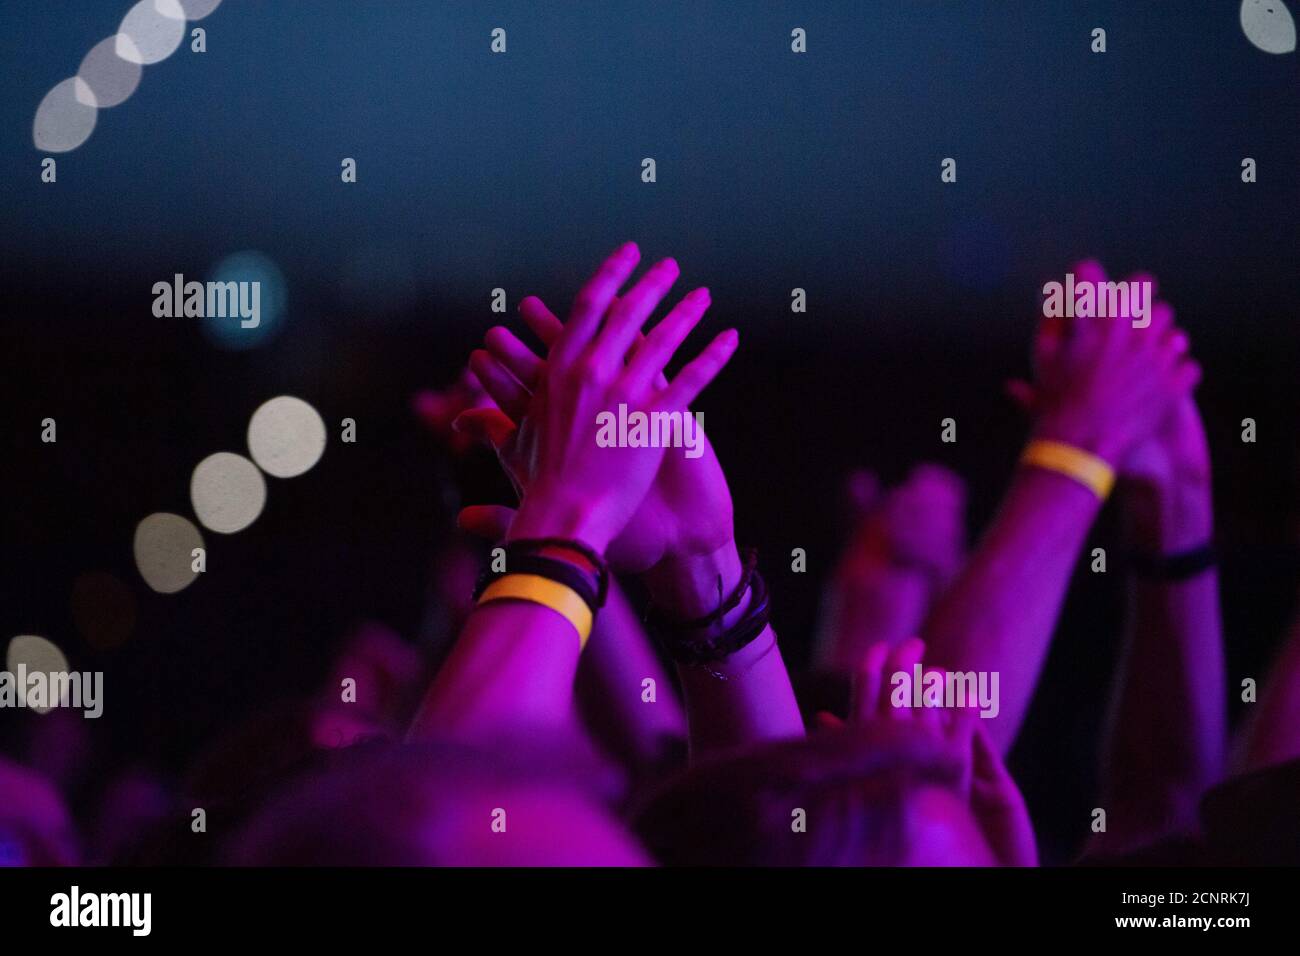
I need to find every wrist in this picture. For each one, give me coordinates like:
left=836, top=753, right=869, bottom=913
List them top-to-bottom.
left=1031, top=415, right=1124, bottom=466
left=1021, top=435, right=1116, bottom=502
left=1123, top=477, right=1213, bottom=553
left=508, top=486, right=617, bottom=555
left=644, top=539, right=745, bottom=624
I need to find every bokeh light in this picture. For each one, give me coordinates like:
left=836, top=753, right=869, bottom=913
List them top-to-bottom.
left=34, top=0, right=230, bottom=153
left=116, top=0, right=188, bottom=66
left=178, top=0, right=223, bottom=20
left=1240, top=0, right=1297, bottom=53
left=77, top=35, right=144, bottom=109
left=32, top=78, right=98, bottom=153
left=203, top=251, right=288, bottom=350
left=247, top=396, right=327, bottom=478
left=190, top=452, right=267, bottom=533
left=133, top=512, right=205, bottom=594
left=6, top=636, right=71, bottom=713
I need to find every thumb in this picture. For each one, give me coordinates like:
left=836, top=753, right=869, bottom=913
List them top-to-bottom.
left=452, top=408, right=516, bottom=450
left=457, top=505, right=517, bottom=541
left=850, top=641, right=893, bottom=723
left=814, top=711, right=846, bottom=732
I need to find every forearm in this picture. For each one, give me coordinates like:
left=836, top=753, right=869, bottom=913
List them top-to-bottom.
left=923, top=466, right=1102, bottom=753
left=1097, top=480, right=1223, bottom=850
left=645, top=541, right=804, bottom=757
left=815, top=559, right=931, bottom=670
left=575, top=578, right=686, bottom=769
left=407, top=600, right=583, bottom=741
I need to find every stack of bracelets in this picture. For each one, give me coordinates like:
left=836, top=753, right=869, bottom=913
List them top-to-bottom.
left=473, top=538, right=610, bottom=649
left=473, top=540, right=773, bottom=664
left=643, top=547, right=772, bottom=665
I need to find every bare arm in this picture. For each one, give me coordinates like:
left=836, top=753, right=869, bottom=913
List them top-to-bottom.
left=408, top=242, right=736, bottom=745
left=924, top=262, right=1200, bottom=755
left=471, top=288, right=802, bottom=760
left=1094, top=398, right=1225, bottom=853
left=923, top=467, right=1102, bottom=753
left=647, top=542, right=803, bottom=757
left=575, top=578, right=687, bottom=769
left=409, top=592, right=586, bottom=740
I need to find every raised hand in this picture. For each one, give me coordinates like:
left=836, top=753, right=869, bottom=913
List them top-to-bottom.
left=467, top=242, right=738, bottom=557
left=448, top=243, right=804, bottom=756
left=409, top=244, right=737, bottom=741
left=458, top=246, right=737, bottom=574
left=1011, top=260, right=1201, bottom=466
left=1008, top=264, right=1212, bottom=548
left=411, top=368, right=493, bottom=458
left=1124, top=394, right=1211, bottom=493
left=814, top=466, right=967, bottom=670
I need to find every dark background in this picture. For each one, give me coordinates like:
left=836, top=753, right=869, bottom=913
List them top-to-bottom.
left=2, top=1, right=1298, bottom=862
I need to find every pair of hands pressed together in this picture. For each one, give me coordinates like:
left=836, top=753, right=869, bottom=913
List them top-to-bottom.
left=455, top=241, right=740, bottom=584
left=408, top=243, right=742, bottom=742
left=419, top=243, right=806, bottom=757
left=917, top=258, right=1213, bottom=760
left=999, top=260, right=1223, bottom=854
left=1009, top=260, right=1207, bottom=487
left=1009, top=260, right=1213, bottom=562
left=1015, top=265, right=1223, bottom=854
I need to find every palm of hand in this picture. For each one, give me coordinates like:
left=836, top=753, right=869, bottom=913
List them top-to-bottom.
left=1122, top=396, right=1210, bottom=488
left=493, top=408, right=733, bottom=573
left=612, top=429, right=734, bottom=572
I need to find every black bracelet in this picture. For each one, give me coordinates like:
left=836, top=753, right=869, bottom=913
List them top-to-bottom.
left=503, top=538, right=609, bottom=608
left=1128, top=543, right=1218, bottom=581
left=644, top=548, right=759, bottom=632
left=472, top=553, right=603, bottom=612
left=649, top=563, right=773, bottom=666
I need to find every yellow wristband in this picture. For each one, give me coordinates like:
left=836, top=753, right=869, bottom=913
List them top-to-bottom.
left=1020, top=439, right=1115, bottom=501
left=477, top=573, right=594, bottom=648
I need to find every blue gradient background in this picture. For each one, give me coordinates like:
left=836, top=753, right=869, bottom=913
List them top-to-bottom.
left=4, top=1, right=1296, bottom=343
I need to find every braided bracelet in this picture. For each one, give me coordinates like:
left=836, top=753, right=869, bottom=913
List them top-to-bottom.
left=647, top=555, right=773, bottom=666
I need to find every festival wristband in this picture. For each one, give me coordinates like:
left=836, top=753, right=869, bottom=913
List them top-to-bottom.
left=1020, top=439, right=1115, bottom=501
left=505, top=537, right=609, bottom=607
left=473, top=554, right=601, bottom=613
left=477, top=573, right=594, bottom=648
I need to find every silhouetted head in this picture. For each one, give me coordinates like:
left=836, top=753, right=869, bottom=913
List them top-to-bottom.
left=633, top=723, right=996, bottom=866
left=223, top=736, right=648, bottom=866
